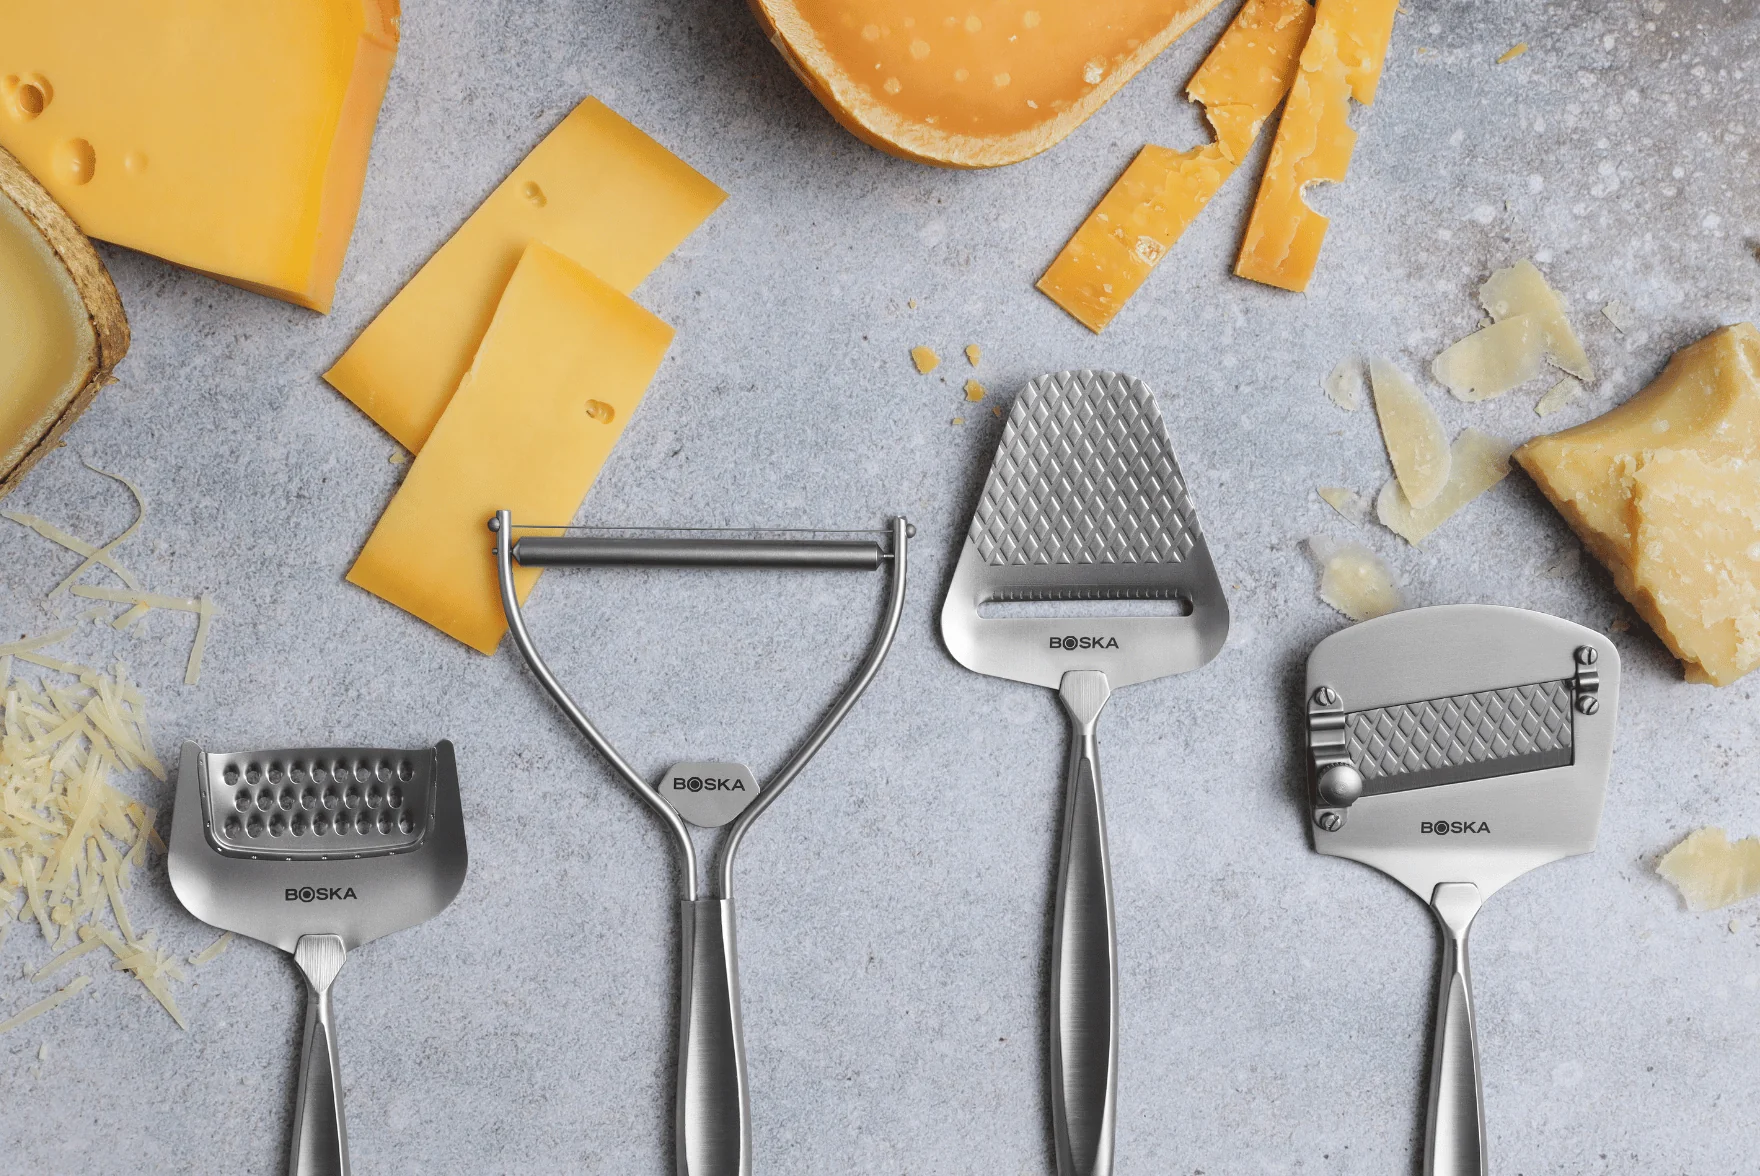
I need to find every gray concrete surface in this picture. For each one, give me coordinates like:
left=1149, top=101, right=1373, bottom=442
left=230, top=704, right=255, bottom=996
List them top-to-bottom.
left=3, top=0, right=1759, bottom=1172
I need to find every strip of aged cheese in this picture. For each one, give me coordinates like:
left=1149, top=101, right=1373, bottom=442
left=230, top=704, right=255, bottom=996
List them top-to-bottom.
left=1036, top=0, right=1313, bottom=331
left=1235, top=0, right=1400, bottom=292
left=0, top=1, right=399, bottom=312
left=326, top=98, right=722, bottom=452
left=348, top=243, right=672, bottom=654
left=1479, top=260, right=1592, bottom=380
left=1516, top=323, right=1760, bottom=683
left=1370, top=358, right=1449, bottom=509
left=1377, top=428, right=1514, bottom=544
left=1310, top=536, right=1401, bottom=620
left=1658, top=828, right=1760, bottom=912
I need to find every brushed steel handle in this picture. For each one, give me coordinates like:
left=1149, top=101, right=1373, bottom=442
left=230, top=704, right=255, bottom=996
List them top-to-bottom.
left=1051, top=671, right=1117, bottom=1176
left=1425, top=883, right=1487, bottom=1176
left=678, top=899, right=751, bottom=1176
left=290, top=934, right=349, bottom=1176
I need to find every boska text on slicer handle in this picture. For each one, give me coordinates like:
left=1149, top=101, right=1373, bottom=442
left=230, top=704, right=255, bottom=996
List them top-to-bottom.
left=1425, top=883, right=1487, bottom=1176
left=289, top=934, right=350, bottom=1176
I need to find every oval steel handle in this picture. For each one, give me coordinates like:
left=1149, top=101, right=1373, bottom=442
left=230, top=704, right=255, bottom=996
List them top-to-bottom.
left=678, top=899, right=751, bottom=1176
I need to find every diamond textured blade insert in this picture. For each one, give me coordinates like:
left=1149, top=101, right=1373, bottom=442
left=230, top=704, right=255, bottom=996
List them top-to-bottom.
left=971, top=371, right=1199, bottom=567
left=1346, top=679, right=1575, bottom=795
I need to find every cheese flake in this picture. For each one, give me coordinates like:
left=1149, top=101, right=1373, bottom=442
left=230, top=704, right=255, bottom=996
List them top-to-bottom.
left=1432, top=315, right=1549, bottom=402
left=1370, top=358, right=1450, bottom=508
left=1377, top=428, right=1515, bottom=544
left=1309, top=536, right=1402, bottom=620
left=1658, top=828, right=1760, bottom=912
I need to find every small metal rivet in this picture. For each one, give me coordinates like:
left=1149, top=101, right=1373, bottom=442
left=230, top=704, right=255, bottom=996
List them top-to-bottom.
left=487, top=515, right=501, bottom=532
left=1575, top=645, right=1598, bottom=666
left=1312, top=686, right=1338, bottom=707
left=1577, top=695, right=1600, bottom=715
left=1316, top=812, right=1344, bottom=832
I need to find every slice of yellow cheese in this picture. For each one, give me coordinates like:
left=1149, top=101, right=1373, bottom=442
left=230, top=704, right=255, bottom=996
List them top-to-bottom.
left=0, top=0, right=399, bottom=313
left=1037, top=0, right=1313, bottom=332
left=1235, top=0, right=1399, bottom=292
left=326, top=98, right=723, bottom=453
left=347, top=243, right=673, bottom=654
left=1516, top=323, right=1760, bottom=685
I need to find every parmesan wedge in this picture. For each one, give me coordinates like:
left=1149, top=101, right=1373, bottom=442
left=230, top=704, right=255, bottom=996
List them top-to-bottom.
left=1432, top=315, right=1548, bottom=402
left=1370, top=359, right=1450, bottom=509
left=1376, top=429, right=1515, bottom=544
left=1658, top=828, right=1760, bottom=912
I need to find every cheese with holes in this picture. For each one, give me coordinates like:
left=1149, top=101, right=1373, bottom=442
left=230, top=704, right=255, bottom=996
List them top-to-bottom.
left=751, top=0, right=1228, bottom=167
left=1037, top=0, right=1313, bottom=331
left=1235, top=0, right=1400, bottom=291
left=0, top=1, right=399, bottom=312
left=327, top=98, right=720, bottom=452
left=0, top=147, right=128, bottom=498
left=348, top=243, right=672, bottom=654
left=1516, top=324, right=1760, bottom=685
left=1370, top=358, right=1448, bottom=509
left=1377, top=428, right=1513, bottom=544
left=1658, top=828, right=1760, bottom=912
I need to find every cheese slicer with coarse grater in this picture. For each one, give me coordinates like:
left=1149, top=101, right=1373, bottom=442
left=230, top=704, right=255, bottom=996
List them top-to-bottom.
left=940, top=370, right=1229, bottom=1176
left=493, top=512, right=908, bottom=1176
left=1303, top=605, right=1620, bottom=1176
left=167, top=741, right=467, bottom=1176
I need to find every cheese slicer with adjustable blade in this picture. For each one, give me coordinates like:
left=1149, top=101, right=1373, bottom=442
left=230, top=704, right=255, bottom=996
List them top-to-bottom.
left=940, top=370, right=1229, bottom=1176
left=493, top=512, right=908, bottom=1176
left=1303, top=604, right=1619, bottom=1176
left=167, top=741, right=468, bottom=1176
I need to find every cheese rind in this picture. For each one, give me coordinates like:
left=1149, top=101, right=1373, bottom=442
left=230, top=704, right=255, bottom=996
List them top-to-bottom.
left=0, top=0, right=399, bottom=312
left=1036, top=0, right=1313, bottom=331
left=1234, top=0, right=1400, bottom=292
left=326, top=98, right=723, bottom=452
left=347, top=243, right=674, bottom=654
left=1516, top=324, right=1760, bottom=683
left=1369, top=358, right=1449, bottom=509
left=1377, top=429, right=1514, bottom=544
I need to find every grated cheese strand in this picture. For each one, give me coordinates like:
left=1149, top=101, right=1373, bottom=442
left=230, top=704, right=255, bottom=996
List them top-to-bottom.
left=1, top=512, right=142, bottom=592
left=0, top=975, right=91, bottom=1034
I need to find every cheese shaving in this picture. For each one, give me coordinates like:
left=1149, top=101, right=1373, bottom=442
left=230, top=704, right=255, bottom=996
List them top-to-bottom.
left=1497, top=42, right=1528, bottom=63
left=1323, top=358, right=1363, bottom=411
left=1370, top=359, right=1451, bottom=509
left=1536, top=377, right=1582, bottom=417
left=1377, top=428, right=1515, bottom=544
left=52, top=462, right=149, bottom=597
left=1318, top=486, right=1371, bottom=524
left=1, top=511, right=143, bottom=592
left=1308, top=536, right=1402, bottom=621
left=1657, top=827, right=1760, bottom=912
left=189, top=931, right=234, bottom=967
left=0, top=975, right=90, bottom=1035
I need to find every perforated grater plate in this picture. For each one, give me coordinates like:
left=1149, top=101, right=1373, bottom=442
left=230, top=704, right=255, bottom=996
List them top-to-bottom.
left=941, top=370, right=1229, bottom=690
left=201, top=748, right=437, bottom=860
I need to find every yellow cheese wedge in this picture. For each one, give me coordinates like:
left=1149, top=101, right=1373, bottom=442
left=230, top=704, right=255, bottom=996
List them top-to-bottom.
left=0, top=0, right=399, bottom=312
left=749, top=0, right=1228, bottom=167
left=1037, top=0, right=1313, bottom=332
left=1235, top=0, right=1400, bottom=292
left=326, top=98, right=722, bottom=452
left=0, top=147, right=128, bottom=498
left=347, top=243, right=673, bottom=654
left=1658, top=828, right=1760, bottom=913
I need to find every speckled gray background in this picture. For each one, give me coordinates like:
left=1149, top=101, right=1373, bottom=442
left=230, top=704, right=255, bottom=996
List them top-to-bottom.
left=4, top=0, right=1759, bottom=1172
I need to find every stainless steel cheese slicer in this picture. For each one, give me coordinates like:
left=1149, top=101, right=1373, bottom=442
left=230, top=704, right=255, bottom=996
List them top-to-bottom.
left=940, top=370, right=1229, bottom=1176
left=493, top=512, right=909, bottom=1176
left=1303, top=605, right=1620, bottom=1176
left=167, top=741, right=468, bottom=1176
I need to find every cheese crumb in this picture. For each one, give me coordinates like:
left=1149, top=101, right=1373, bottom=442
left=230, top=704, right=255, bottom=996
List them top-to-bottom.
left=1497, top=42, right=1529, bottom=63
left=1601, top=301, right=1636, bottom=334
left=965, top=344, right=981, bottom=366
left=911, top=345, right=940, bottom=373
left=1323, top=358, right=1363, bottom=411
left=1370, top=359, right=1451, bottom=509
left=1536, top=377, right=1582, bottom=416
left=964, top=379, right=986, bottom=402
left=951, top=416, right=965, bottom=426
left=1377, top=429, right=1515, bottom=544
left=388, top=450, right=407, bottom=466
left=1318, top=486, right=1371, bottom=524
left=1309, top=537, right=1403, bottom=621
left=1658, top=828, right=1760, bottom=912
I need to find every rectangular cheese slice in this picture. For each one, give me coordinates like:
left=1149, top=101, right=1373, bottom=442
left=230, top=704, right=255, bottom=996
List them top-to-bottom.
left=0, top=0, right=399, bottom=312
left=1037, top=0, right=1313, bottom=332
left=1235, top=0, right=1400, bottom=292
left=326, top=98, right=722, bottom=452
left=347, top=243, right=673, bottom=654
left=1517, top=323, right=1760, bottom=684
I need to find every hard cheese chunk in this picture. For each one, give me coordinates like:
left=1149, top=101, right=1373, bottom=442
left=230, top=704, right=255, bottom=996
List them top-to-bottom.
left=0, top=0, right=398, bottom=312
left=1037, top=0, right=1313, bottom=331
left=1235, top=0, right=1400, bottom=292
left=326, top=98, right=722, bottom=452
left=0, top=187, right=93, bottom=479
left=347, top=243, right=673, bottom=654
left=1516, top=323, right=1760, bottom=684
left=1658, top=828, right=1760, bottom=913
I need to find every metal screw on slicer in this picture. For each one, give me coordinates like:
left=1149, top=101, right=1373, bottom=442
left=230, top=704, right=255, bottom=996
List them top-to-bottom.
left=939, top=369, right=1229, bottom=1176
left=494, top=510, right=910, bottom=1176
left=1301, top=605, right=1620, bottom=1176
left=166, top=741, right=468, bottom=1176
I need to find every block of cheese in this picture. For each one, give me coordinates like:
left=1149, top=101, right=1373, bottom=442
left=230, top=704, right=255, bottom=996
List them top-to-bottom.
left=0, top=0, right=399, bottom=312
left=749, top=0, right=1227, bottom=167
left=1037, top=0, right=1313, bottom=331
left=1235, top=0, right=1400, bottom=292
left=326, top=98, right=722, bottom=452
left=0, top=147, right=128, bottom=498
left=347, top=243, right=673, bottom=654
left=1516, top=323, right=1760, bottom=685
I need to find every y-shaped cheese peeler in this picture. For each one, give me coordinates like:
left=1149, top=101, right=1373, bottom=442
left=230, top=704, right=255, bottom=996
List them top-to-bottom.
left=493, top=512, right=908, bottom=1176
left=1304, top=605, right=1619, bottom=1176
